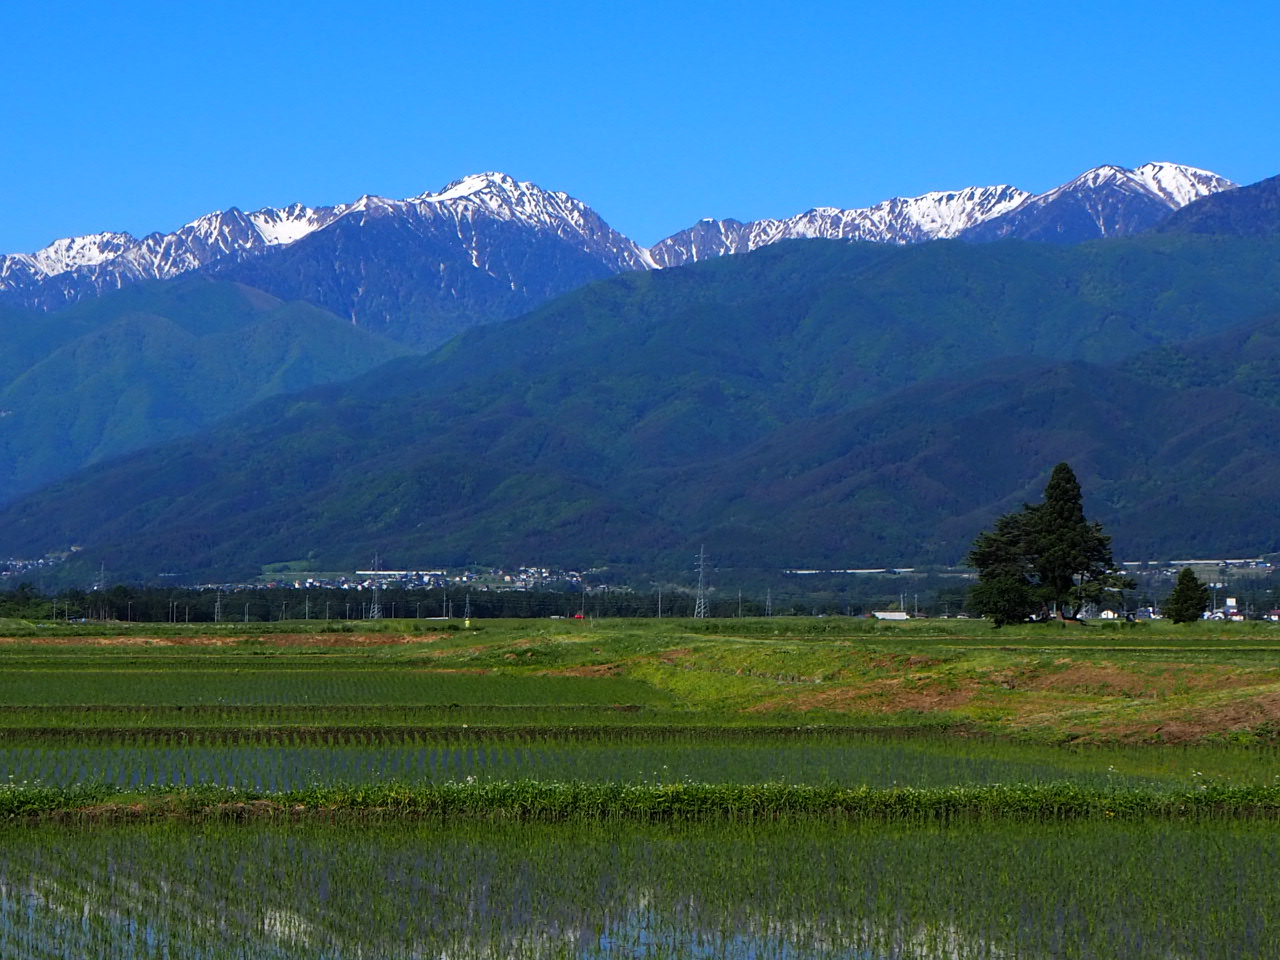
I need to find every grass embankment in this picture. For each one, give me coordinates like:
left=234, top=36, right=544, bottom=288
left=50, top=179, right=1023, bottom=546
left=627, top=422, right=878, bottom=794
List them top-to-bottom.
left=2, top=615, right=1280, bottom=742
left=7, top=780, right=1280, bottom=824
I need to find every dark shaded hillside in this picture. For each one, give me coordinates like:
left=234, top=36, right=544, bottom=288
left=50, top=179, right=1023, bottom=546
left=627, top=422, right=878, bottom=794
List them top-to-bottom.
left=1157, top=175, right=1280, bottom=237
left=7, top=235, right=1280, bottom=580
left=0, top=279, right=408, bottom=503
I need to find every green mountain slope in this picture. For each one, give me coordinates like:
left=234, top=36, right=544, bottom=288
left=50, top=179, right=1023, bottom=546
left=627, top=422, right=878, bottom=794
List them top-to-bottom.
left=1157, top=174, right=1280, bottom=237
left=6, top=235, right=1280, bottom=580
left=0, top=278, right=409, bottom=502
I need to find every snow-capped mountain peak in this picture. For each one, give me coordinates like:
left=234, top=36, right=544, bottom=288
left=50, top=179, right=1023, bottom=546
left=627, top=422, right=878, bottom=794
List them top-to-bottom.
left=1131, top=161, right=1236, bottom=208
left=0, top=162, right=1243, bottom=314
left=958, top=162, right=1239, bottom=244
left=1041, top=162, right=1230, bottom=208
left=414, top=171, right=526, bottom=203
left=0, top=172, right=655, bottom=310
left=649, top=183, right=1034, bottom=267
left=248, top=202, right=343, bottom=245
left=29, top=232, right=137, bottom=274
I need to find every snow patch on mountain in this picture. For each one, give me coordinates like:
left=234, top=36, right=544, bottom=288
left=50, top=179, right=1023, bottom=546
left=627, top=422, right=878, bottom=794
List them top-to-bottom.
left=650, top=162, right=1238, bottom=266
left=959, top=162, right=1239, bottom=244
left=1131, top=162, right=1235, bottom=209
left=0, top=163, right=1241, bottom=311
left=0, top=173, right=652, bottom=309
left=650, top=184, right=1032, bottom=267
left=249, top=203, right=345, bottom=245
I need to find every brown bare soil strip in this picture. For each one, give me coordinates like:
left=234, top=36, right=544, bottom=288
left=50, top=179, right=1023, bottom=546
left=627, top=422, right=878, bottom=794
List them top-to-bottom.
left=0, top=633, right=445, bottom=647
left=1012, top=662, right=1275, bottom=697
left=536, top=664, right=624, bottom=678
left=748, top=677, right=983, bottom=714
left=1144, top=692, right=1280, bottom=743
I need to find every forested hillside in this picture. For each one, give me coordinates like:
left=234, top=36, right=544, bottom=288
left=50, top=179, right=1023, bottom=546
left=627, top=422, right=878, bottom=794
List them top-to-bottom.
left=5, top=234, right=1280, bottom=580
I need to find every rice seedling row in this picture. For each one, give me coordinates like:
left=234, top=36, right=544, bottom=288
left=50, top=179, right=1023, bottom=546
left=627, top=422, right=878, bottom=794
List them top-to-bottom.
left=0, top=668, right=671, bottom=707
left=4, top=731, right=1275, bottom=792
left=2, top=819, right=1277, bottom=959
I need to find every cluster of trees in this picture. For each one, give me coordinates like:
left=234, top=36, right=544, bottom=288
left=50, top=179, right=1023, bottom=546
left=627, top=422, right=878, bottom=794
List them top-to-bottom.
left=967, top=463, right=1135, bottom=626
left=968, top=463, right=1223, bottom=625
left=0, top=582, right=857, bottom=623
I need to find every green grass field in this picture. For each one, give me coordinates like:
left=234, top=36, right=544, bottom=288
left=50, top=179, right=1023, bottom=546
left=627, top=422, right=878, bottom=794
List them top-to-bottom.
left=2, top=615, right=1279, bottom=805
left=2, top=615, right=1280, bottom=743
left=4, top=615, right=1279, bottom=958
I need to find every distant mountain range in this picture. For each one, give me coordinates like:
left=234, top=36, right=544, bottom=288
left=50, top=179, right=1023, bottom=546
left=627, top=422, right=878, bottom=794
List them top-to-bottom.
left=4, top=160, right=1280, bottom=585
left=0, top=163, right=1237, bottom=346
left=652, top=163, right=1234, bottom=263
left=8, top=226, right=1280, bottom=583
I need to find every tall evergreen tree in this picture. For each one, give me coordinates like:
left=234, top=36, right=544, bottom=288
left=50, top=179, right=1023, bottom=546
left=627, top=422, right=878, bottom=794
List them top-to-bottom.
left=968, top=463, right=1133, bottom=625
left=1165, top=567, right=1210, bottom=623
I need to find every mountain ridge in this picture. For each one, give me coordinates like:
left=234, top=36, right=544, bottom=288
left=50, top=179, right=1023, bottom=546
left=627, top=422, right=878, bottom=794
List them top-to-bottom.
left=1, top=164, right=1238, bottom=323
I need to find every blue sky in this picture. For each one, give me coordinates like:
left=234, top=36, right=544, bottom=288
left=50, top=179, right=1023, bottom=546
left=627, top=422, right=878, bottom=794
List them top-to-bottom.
left=3, top=0, right=1276, bottom=253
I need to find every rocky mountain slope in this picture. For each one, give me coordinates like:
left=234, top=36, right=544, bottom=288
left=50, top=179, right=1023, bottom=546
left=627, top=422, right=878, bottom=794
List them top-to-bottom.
left=958, top=162, right=1236, bottom=244
left=653, top=163, right=1235, bottom=264
left=2, top=165, right=1237, bottom=341
left=0, top=174, right=653, bottom=344
left=647, top=185, right=1032, bottom=266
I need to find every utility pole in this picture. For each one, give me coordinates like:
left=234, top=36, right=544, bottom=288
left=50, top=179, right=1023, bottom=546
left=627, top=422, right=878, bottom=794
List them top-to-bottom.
left=694, top=546, right=709, bottom=619
left=657, top=586, right=662, bottom=619
left=737, top=589, right=743, bottom=618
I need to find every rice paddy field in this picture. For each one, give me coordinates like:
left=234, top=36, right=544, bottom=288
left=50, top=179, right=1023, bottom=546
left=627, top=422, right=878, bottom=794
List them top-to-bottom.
left=3, top=615, right=1280, bottom=958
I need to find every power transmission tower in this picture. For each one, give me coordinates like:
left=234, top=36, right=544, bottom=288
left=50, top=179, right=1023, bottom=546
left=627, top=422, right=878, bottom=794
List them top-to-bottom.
left=694, top=545, right=709, bottom=619
left=369, top=555, right=383, bottom=620
left=766, top=588, right=773, bottom=617
left=213, top=591, right=223, bottom=623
